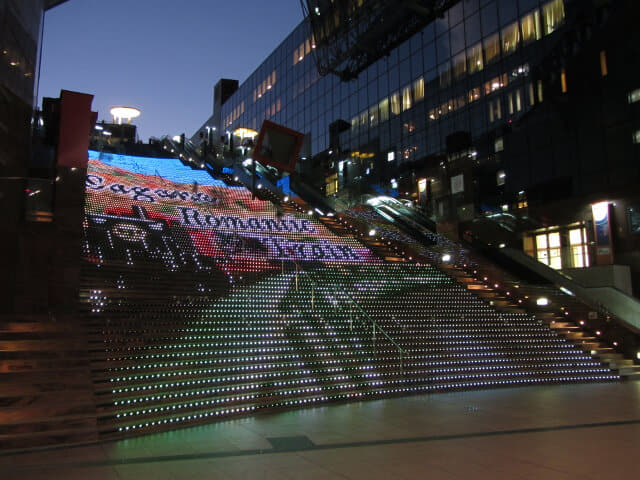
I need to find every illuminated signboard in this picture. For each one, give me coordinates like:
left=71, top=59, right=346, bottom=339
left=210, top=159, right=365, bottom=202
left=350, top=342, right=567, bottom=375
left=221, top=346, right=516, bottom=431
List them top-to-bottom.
left=84, top=151, right=380, bottom=281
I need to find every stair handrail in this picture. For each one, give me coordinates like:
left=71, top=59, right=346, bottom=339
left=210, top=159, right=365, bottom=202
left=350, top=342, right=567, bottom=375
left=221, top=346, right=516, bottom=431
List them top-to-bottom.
left=501, top=247, right=640, bottom=333
left=284, top=255, right=407, bottom=369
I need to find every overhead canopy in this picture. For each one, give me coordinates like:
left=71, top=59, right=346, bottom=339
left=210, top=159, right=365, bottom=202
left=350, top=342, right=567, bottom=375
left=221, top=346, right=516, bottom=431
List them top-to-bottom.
left=45, top=0, right=70, bottom=10
left=301, top=0, right=462, bottom=81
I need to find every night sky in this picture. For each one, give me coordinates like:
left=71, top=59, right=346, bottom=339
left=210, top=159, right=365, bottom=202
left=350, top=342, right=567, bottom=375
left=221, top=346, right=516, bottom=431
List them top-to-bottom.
left=39, top=0, right=304, bottom=142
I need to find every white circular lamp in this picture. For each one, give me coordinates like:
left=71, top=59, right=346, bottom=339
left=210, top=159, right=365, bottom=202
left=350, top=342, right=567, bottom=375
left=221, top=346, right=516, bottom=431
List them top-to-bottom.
left=110, top=106, right=141, bottom=124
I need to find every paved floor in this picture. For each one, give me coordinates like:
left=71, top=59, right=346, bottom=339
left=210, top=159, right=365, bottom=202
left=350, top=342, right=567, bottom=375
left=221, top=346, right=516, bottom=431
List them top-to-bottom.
left=1, top=381, right=639, bottom=479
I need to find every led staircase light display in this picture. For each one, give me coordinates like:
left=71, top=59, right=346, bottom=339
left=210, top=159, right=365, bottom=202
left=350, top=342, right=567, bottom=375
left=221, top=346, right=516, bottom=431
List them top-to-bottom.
left=80, top=151, right=617, bottom=438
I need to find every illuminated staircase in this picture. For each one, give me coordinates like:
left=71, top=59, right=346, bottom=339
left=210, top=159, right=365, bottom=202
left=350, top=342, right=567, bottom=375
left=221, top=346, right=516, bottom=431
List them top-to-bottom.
left=74, top=153, right=619, bottom=442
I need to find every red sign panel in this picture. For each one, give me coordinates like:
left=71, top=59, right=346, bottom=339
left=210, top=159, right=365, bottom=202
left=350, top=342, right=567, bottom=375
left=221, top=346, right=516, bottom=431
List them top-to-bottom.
left=57, top=90, right=95, bottom=168
left=252, top=120, right=305, bottom=173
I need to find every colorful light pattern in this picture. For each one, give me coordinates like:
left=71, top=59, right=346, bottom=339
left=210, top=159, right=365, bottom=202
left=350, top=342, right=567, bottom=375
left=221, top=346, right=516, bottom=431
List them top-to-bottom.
left=80, top=152, right=618, bottom=438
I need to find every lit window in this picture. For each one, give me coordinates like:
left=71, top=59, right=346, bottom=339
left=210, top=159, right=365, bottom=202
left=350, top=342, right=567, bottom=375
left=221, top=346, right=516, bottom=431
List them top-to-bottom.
left=542, top=0, right=565, bottom=35
left=521, top=10, right=541, bottom=44
left=501, top=21, right=520, bottom=55
left=484, top=33, right=501, bottom=64
left=467, top=43, right=484, bottom=74
left=453, top=51, right=466, bottom=78
left=600, top=51, right=608, bottom=77
left=561, top=69, right=568, bottom=93
left=484, top=74, right=507, bottom=95
left=413, top=77, right=425, bottom=102
left=537, top=80, right=544, bottom=102
left=526, top=82, right=535, bottom=106
left=402, top=85, right=412, bottom=111
left=468, top=87, right=481, bottom=103
left=629, top=89, right=640, bottom=104
left=390, top=92, right=401, bottom=115
left=507, top=92, right=515, bottom=115
left=379, top=97, right=390, bottom=122
left=369, top=105, right=379, bottom=127
left=360, top=110, right=368, bottom=127
left=351, top=116, right=358, bottom=131
left=633, top=130, right=640, bottom=144
left=495, top=137, right=504, bottom=153
left=496, top=169, right=506, bottom=185
left=326, top=174, right=338, bottom=195
left=569, top=228, right=589, bottom=268
left=536, top=232, right=562, bottom=269
left=549, top=233, right=562, bottom=269
left=536, top=235, right=549, bottom=265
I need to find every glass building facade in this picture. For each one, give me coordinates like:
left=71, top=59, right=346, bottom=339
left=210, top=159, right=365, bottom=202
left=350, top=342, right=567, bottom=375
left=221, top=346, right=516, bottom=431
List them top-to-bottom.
left=197, top=0, right=640, bottom=287
left=207, top=0, right=566, bottom=171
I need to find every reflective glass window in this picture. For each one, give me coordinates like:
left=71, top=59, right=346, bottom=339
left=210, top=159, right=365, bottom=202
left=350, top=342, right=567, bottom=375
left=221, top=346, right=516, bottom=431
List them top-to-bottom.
left=464, top=0, right=480, bottom=14
left=498, top=0, right=518, bottom=25
left=543, top=0, right=565, bottom=35
left=481, top=1, right=499, bottom=34
left=521, top=10, right=541, bottom=43
left=465, top=12, right=482, bottom=44
left=501, top=21, right=520, bottom=55
left=450, top=23, right=465, bottom=54
left=484, top=33, right=501, bottom=64
left=436, top=34, right=451, bottom=62
left=423, top=42, right=437, bottom=71
left=467, top=43, right=484, bottom=73
left=453, top=51, right=467, bottom=78
left=438, top=62, right=452, bottom=88
left=413, top=77, right=425, bottom=102
left=402, top=85, right=412, bottom=111
left=391, top=91, right=401, bottom=115
left=379, top=97, right=390, bottom=122
left=369, top=105, right=379, bottom=127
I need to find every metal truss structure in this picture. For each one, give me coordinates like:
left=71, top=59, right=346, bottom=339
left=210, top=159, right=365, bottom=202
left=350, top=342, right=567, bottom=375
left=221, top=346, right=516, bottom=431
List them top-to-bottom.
left=301, top=0, right=462, bottom=81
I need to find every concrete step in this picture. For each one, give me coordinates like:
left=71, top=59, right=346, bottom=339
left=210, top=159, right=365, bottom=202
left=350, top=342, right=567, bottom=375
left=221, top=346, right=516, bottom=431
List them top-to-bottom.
left=547, top=321, right=577, bottom=330
left=618, top=365, right=640, bottom=377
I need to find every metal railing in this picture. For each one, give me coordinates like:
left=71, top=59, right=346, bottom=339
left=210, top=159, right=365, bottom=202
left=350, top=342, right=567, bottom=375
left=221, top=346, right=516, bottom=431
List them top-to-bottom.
left=283, top=257, right=407, bottom=373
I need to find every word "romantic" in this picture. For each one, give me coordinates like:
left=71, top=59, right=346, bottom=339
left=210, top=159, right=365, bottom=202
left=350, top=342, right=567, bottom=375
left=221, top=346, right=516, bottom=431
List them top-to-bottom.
left=179, top=207, right=316, bottom=234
